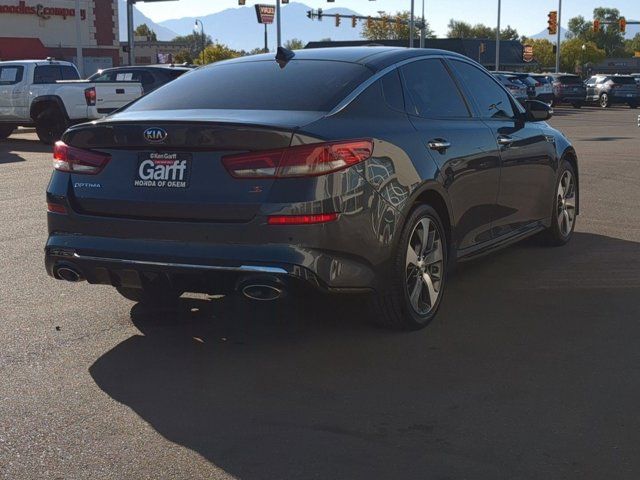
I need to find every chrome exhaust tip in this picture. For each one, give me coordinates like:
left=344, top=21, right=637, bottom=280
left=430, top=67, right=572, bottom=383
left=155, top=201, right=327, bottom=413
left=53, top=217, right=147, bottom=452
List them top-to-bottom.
left=55, top=265, right=84, bottom=283
left=241, top=283, right=284, bottom=301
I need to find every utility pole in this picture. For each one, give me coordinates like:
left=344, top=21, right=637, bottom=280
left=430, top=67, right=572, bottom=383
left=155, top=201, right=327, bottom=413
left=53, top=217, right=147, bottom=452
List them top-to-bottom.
left=75, top=0, right=83, bottom=76
left=127, top=0, right=134, bottom=65
left=276, top=0, right=281, bottom=48
left=409, top=0, right=415, bottom=48
left=419, top=0, right=425, bottom=48
left=495, top=0, right=501, bottom=71
left=555, top=0, right=562, bottom=73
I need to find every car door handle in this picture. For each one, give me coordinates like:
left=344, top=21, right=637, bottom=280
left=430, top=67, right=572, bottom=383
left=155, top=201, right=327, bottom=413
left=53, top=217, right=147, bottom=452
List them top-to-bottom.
left=116, top=88, right=125, bottom=94
left=497, top=135, right=514, bottom=147
left=427, top=139, right=451, bottom=153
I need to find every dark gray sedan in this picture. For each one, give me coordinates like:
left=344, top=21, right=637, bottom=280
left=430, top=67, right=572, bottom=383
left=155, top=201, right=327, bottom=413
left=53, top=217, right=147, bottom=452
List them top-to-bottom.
left=45, top=47, right=579, bottom=330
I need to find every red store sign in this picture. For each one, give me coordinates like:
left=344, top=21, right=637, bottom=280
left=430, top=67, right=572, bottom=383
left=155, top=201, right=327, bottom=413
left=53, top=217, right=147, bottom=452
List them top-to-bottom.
left=0, top=1, right=86, bottom=20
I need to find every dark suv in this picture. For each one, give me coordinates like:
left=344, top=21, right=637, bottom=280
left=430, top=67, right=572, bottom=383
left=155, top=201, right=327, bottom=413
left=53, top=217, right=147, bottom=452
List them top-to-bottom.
left=88, top=65, right=191, bottom=95
left=547, top=73, right=586, bottom=108
left=585, top=75, right=639, bottom=108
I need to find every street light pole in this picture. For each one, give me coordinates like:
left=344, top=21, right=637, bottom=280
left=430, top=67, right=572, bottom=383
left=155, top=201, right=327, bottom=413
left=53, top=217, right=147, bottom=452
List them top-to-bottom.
left=495, top=0, right=501, bottom=71
left=195, top=19, right=205, bottom=65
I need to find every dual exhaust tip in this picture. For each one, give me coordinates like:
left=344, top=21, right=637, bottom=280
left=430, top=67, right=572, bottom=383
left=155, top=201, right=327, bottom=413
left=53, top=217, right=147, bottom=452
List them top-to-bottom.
left=53, top=264, right=286, bottom=301
left=54, top=265, right=84, bottom=283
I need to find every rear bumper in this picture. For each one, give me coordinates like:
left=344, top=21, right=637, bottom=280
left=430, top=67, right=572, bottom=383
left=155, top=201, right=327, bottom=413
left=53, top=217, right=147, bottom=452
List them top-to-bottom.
left=609, top=94, right=639, bottom=103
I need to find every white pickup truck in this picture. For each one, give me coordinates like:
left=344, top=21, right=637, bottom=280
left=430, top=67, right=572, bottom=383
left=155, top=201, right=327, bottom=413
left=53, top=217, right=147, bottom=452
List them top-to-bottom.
left=0, top=59, right=143, bottom=144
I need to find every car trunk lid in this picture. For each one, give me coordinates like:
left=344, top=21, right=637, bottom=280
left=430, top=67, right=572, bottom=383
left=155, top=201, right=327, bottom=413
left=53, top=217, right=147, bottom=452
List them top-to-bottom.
left=63, top=110, right=326, bottom=222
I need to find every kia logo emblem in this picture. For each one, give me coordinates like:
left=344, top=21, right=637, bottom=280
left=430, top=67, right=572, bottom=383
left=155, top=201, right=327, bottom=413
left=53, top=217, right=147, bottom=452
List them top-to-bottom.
left=143, top=127, right=167, bottom=143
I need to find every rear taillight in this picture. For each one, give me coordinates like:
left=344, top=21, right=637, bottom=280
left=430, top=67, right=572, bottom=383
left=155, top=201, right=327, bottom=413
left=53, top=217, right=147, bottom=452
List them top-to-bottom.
left=84, top=87, right=96, bottom=106
left=222, top=140, right=373, bottom=179
left=53, top=141, right=110, bottom=175
left=267, top=213, right=339, bottom=225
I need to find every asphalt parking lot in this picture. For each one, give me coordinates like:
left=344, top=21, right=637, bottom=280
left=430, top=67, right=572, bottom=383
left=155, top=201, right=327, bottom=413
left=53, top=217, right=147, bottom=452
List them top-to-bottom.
left=1, top=106, right=639, bottom=479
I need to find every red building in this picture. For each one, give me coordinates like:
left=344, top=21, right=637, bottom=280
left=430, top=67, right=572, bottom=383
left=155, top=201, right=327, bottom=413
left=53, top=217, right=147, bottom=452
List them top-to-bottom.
left=0, top=0, right=120, bottom=75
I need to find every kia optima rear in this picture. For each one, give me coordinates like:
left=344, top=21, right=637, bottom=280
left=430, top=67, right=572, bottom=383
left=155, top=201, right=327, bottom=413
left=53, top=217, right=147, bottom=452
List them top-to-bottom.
left=46, top=47, right=579, bottom=330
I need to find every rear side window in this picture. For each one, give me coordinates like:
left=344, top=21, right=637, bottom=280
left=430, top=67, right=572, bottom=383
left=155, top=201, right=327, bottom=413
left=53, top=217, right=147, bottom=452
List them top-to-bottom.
left=400, top=59, right=469, bottom=118
left=126, top=60, right=372, bottom=112
left=450, top=60, right=516, bottom=120
left=33, top=65, right=79, bottom=83
left=0, top=66, right=23, bottom=85
left=61, top=66, right=80, bottom=80
left=167, top=69, right=187, bottom=80
left=380, top=70, right=404, bottom=111
left=559, top=75, right=582, bottom=84
left=611, top=77, right=636, bottom=85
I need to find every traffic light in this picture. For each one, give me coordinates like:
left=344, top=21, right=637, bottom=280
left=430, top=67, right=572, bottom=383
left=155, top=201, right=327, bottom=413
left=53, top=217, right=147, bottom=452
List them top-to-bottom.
left=238, top=0, right=245, bottom=5
left=282, top=0, right=288, bottom=3
left=317, top=8, right=323, bottom=20
left=547, top=10, right=558, bottom=35
left=335, top=13, right=340, bottom=27
left=351, top=15, right=357, bottom=28
left=619, top=17, right=627, bottom=33
left=593, top=19, right=601, bottom=32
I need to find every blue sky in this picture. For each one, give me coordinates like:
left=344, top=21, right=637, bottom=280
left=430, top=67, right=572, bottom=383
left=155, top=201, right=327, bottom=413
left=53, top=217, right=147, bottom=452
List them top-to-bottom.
left=137, top=0, right=639, bottom=37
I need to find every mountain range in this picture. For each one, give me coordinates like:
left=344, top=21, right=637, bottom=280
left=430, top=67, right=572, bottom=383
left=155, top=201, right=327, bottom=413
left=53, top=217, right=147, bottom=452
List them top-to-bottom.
left=118, top=2, right=640, bottom=52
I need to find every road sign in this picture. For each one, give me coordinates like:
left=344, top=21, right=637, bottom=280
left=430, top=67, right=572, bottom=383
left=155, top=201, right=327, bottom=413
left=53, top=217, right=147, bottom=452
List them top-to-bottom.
left=255, top=4, right=275, bottom=24
left=523, top=44, right=534, bottom=62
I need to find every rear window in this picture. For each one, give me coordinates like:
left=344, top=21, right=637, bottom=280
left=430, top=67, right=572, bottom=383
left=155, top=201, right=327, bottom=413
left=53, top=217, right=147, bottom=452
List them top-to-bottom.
left=126, top=60, right=372, bottom=112
left=33, top=64, right=79, bottom=83
left=0, top=65, right=23, bottom=85
left=559, top=75, right=582, bottom=84
left=611, top=77, right=636, bottom=85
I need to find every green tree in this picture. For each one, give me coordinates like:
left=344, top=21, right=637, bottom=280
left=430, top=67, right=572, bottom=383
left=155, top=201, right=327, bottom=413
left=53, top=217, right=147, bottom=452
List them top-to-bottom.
left=565, top=8, right=627, bottom=57
left=361, top=11, right=434, bottom=41
left=447, top=19, right=520, bottom=41
left=134, top=24, right=157, bottom=41
left=172, top=31, right=213, bottom=61
left=625, top=34, right=640, bottom=56
left=284, top=38, right=305, bottom=50
left=524, top=38, right=555, bottom=69
left=560, top=38, right=606, bottom=72
left=196, top=43, right=242, bottom=65
left=173, top=50, right=193, bottom=64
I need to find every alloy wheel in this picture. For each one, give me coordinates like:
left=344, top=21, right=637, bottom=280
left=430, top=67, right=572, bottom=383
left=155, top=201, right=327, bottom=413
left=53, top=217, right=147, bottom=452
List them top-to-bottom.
left=557, top=170, right=576, bottom=237
left=405, top=217, right=444, bottom=315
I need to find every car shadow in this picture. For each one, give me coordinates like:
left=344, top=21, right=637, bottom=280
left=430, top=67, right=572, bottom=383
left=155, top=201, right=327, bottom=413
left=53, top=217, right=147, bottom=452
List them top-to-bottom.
left=0, top=137, right=51, bottom=161
left=89, top=232, right=640, bottom=479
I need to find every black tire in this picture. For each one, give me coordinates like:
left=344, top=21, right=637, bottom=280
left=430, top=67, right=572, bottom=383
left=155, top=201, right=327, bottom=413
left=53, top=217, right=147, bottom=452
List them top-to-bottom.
left=599, top=93, right=610, bottom=108
left=571, top=102, right=582, bottom=109
left=629, top=102, right=638, bottom=109
left=35, top=107, right=68, bottom=145
left=0, top=125, right=15, bottom=139
left=540, top=159, right=577, bottom=247
left=368, top=204, right=448, bottom=331
left=116, top=284, right=182, bottom=306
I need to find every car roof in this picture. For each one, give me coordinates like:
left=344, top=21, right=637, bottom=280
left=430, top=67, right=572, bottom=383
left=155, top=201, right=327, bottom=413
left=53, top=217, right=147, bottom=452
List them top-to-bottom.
left=210, top=47, right=471, bottom=73
left=0, top=59, right=75, bottom=66
left=97, top=65, right=191, bottom=72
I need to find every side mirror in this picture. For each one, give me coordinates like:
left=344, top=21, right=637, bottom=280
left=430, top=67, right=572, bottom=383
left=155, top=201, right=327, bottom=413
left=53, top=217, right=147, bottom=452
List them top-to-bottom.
left=525, top=99, right=553, bottom=121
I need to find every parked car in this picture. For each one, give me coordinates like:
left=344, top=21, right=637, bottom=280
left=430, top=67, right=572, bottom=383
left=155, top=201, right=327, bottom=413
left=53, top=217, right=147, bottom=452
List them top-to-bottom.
left=45, top=47, right=578, bottom=331
left=0, top=58, right=142, bottom=143
left=88, top=65, right=192, bottom=95
left=496, top=72, right=537, bottom=99
left=492, top=73, right=528, bottom=103
left=546, top=73, right=586, bottom=108
left=529, top=74, right=554, bottom=104
left=585, top=74, right=638, bottom=108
